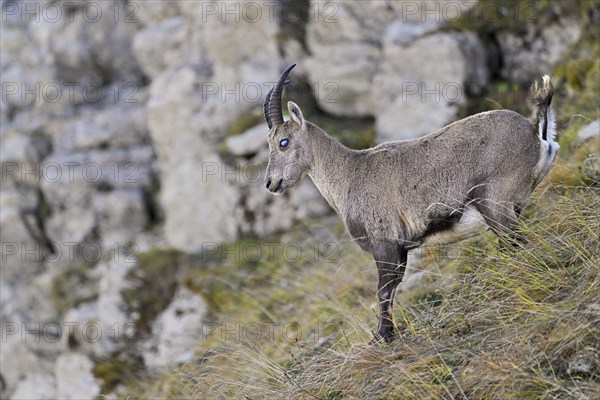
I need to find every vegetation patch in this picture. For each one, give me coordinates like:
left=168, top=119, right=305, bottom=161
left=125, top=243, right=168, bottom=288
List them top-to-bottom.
left=448, top=0, right=592, bottom=36
left=227, top=110, right=264, bottom=137
left=121, top=248, right=186, bottom=337
left=51, top=261, right=98, bottom=318
left=92, top=352, right=143, bottom=396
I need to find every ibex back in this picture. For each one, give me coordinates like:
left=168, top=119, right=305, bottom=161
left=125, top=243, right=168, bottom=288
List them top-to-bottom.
left=264, top=64, right=557, bottom=343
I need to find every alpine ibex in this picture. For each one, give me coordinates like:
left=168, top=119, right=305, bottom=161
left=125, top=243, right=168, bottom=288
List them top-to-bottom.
left=263, top=64, right=557, bottom=343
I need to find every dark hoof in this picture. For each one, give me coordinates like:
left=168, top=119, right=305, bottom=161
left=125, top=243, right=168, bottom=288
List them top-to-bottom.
left=498, top=234, right=528, bottom=252
left=497, top=240, right=519, bottom=253
left=369, top=331, right=395, bottom=345
left=369, top=335, right=382, bottom=346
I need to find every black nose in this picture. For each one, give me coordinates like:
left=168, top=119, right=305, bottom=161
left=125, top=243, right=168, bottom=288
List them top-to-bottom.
left=265, top=179, right=272, bottom=189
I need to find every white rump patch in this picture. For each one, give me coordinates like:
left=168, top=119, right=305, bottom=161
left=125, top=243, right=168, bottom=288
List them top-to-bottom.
left=539, top=75, right=557, bottom=142
left=540, top=103, right=557, bottom=142
left=537, top=140, right=559, bottom=180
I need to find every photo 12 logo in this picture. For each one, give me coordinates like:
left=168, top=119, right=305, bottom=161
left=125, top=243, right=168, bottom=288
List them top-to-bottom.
left=2, top=1, right=139, bottom=24
left=199, top=1, right=339, bottom=24
left=398, top=1, right=538, bottom=23
left=200, top=81, right=339, bottom=104
left=399, top=81, right=526, bottom=104
left=1, top=82, right=140, bottom=105
left=2, top=161, right=139, bottom=185
left=200, top=240, right=340, bottom=264
left=1, top=241, right=138, bottom=264
left=1, top=321, right=137, bottom=344
left=200, top=321, right=340, bottom=343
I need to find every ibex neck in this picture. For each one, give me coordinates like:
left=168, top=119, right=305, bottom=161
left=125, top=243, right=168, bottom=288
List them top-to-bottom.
left=306, top=124, right=355, bottom=215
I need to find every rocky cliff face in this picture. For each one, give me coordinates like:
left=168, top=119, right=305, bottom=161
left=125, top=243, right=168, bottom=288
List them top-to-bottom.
left=0, top=0, right=586, bottom=398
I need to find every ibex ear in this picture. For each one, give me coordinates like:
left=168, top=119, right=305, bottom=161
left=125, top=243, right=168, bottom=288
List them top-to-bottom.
left=287, top=101, right=306, bottom=131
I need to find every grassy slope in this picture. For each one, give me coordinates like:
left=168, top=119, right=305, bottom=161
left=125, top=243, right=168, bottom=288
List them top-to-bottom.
left=121, top=2, right=600, bottom=398
left=131, top=165, right=599, bottom=400
left=168, top=181, right=599, bottom=400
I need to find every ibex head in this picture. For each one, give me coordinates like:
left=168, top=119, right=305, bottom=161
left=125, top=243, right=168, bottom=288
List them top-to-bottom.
left=263, top=64, right=312, bottom=194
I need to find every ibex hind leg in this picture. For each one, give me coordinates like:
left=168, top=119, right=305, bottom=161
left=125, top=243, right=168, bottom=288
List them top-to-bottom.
left=475, top=198, right=527, bottom=249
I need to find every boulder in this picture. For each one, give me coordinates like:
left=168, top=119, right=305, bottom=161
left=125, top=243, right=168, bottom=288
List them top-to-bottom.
left=386, top=0, right=476, bottom=23
left=46, top=1, right=142, bottom=85
left=136, top=1, right=181, bottom=27
left=140, top=1, right=337, bottom=251
left=305, top=1, right=392, bottom=116
left=305, top=1, right=478, bottom=118
left=199, top=2, right=281, bottom=86
left=0, top=15, right=55, bottom=113
left=133, top=17, right=189, bottom=80
left=498, top=19, right=581, bottom=83
left=374, top=30, right=488, bottom=142
left=147, top=66, right=239, bottom=251
left=54, top=101, right=149, bottom=153
left=578, top=120, right=599, bottom=142
left=226, top=124, right=268, bottom=157
left=0, top=126, right=52, bottom=278
left=40, top=144, right=155, bottom=257
left=40, top=152, right=98, bottom=246
left=583, top=154, right=600, bottom=183
left=0, top=188, right=42, bottom=284
left=93, top=188, right=149, bottom=249
left=56, top=260, right=135, bottom=357
left=96, top=260, right=136, bottom=349
left=2, top=270, right=59, bottom=330
left=143, top=287, right=208, bottom=371
left=61, top=303, right=100, bottom=353
left=0, top=324, right=56, bottom=399
left=567, top=345, right=599, bottom=378
left=55, top=353, right=101, bottom=400
left=11, top=374, right=56, bottom=400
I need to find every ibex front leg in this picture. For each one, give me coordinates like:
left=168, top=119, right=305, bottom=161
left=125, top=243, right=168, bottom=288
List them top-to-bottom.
left=370, top=241, right=407, bottom=344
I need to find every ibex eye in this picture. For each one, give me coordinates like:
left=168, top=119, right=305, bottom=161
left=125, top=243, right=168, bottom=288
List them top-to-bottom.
left=279, top=138, right=289, bottom=148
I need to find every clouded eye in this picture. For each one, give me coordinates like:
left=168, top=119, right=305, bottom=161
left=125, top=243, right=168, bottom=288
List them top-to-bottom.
left=279, top=138, right=289, bottom=148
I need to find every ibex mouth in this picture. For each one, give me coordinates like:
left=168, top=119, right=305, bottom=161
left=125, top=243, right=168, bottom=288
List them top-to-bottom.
left=273, top=179, right=283, bottom=194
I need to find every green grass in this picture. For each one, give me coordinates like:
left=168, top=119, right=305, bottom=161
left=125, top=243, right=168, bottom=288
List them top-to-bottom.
left=448, top=0, right=593, bottom=35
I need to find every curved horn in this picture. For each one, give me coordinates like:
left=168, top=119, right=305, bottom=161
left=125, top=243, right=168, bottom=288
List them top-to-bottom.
left=265, top=64, right=296, bottom=129
left=263, top=79, right=292, bottom=129
left=263, top=87, right=275, bottom=129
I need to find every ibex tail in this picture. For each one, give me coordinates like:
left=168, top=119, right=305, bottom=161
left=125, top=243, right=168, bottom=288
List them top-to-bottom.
left=532, top=75, right=556, bottom=142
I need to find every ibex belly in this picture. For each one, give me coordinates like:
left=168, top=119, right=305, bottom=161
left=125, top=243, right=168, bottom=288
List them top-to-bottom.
left=421, top=205, right=488, bottom=246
